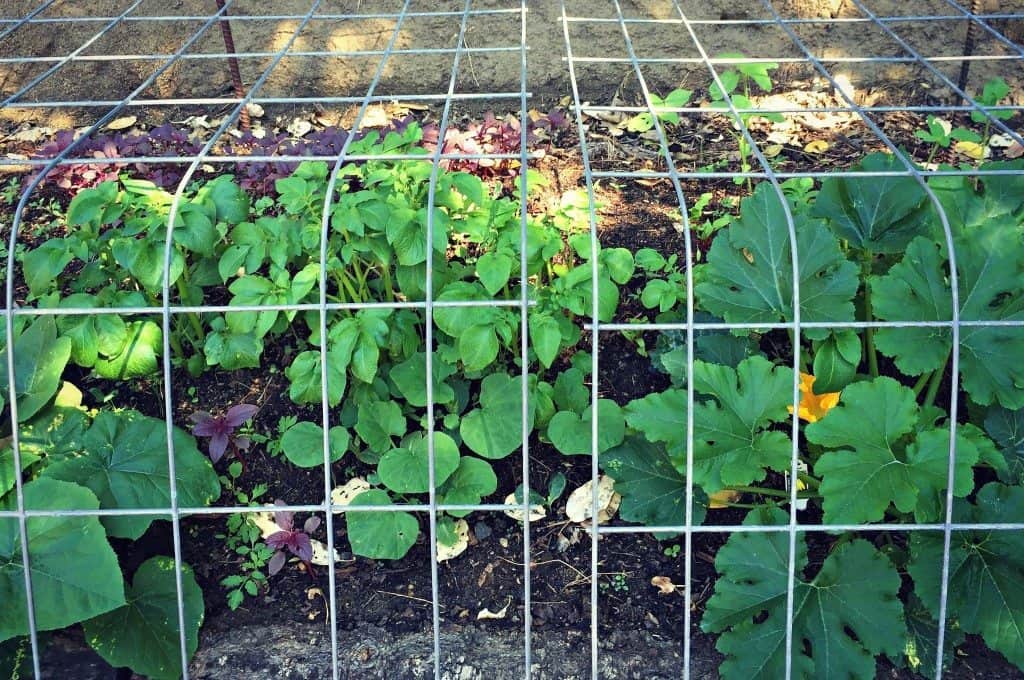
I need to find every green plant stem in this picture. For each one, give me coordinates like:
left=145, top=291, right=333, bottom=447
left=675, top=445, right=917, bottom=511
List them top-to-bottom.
left=862, top=258, right=880, bottom=377
left=381, top=265, right=395, bottom=301
left=175, top=276, right=206, bottom=344
left=167, top=327, right=185, bottom=359
left=923, top=354, right=949, bottom=409
left=912, top=370, right=932, bottom=398
left=726, top=485, right=819, bottom=500
left=717, top=501, right=771, bottom=509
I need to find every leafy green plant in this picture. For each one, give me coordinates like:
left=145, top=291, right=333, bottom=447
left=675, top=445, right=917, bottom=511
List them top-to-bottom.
left=707, top=54, right=784, bottom=187
left=970, top=77, right=1015, bottom=140
left=626, top=88, right=694, bottom=133
left=1, top=406, right=219, bottom=679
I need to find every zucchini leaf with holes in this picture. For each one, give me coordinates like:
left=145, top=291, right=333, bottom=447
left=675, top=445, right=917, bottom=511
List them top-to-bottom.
left=695, top=182, right=859, bottom=341
left=870, top=219, right=1024, bottom=409
left=908, top=483, right=1024, bottom=670
left=702, top=507, right=905, bottom=679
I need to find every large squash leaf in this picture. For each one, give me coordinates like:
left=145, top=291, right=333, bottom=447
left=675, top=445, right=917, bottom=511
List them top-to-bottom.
left=811, top=152, right=931, bottom=253
left=695, top=182, right=859, bottom=340
left=871, top=221, right=1024, bottom=409
left=689, top=357, right=794, bottom=493
left=806, top=377, right=979, bottom=524
left=41, top=410, right=220, bottom=539
left=601, top=436, right=706, bottom=536
left=0, top=479, right=125, bottom=640
left=908, top=483, right=1024, bottom=671
left=702, top=507, right=905, bottom=679
left=83, top=556, right=204, bottom=680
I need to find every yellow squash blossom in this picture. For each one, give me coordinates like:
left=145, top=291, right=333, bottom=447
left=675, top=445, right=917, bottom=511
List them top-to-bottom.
left=788, top=372, right=841, bottom=423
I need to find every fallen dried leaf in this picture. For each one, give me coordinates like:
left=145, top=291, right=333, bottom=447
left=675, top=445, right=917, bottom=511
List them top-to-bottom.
left=245, top=103, right=265, bottom=118
left=106, top=115, right=137, bottom=131
left=286, top=118, right=313, bottom=137
left=5, top=126, right=53, bottom=143
left=987, top=133, right=1014, bottom=148
left=803, top=139, right=829, bottom=154
left=954, top=140, right=989, bottom=160
left=1006, top=141, right=1024, bottom=159
left=565, top=475, right=618, bottom=524
left=331, top=478, right=371, bottom=510
left=503, top=492, right=546, bottom=522
left=437, top=519, right=470, bottom=562
left=309, top=539, right=339, bottom=567
left=477, top=562, right=496, bottom=588
left=651, top=575, right=681, bottom=595
left=477, top=600, right=511, bottom=620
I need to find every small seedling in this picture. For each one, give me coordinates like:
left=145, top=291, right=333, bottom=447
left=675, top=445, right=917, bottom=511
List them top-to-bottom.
left=626, top=88, right=693, bottom=133
left=190, top=403, right=259, bottom=464
left=266, top=500, right=322, bottom=576
left=664, top=544, right=681, bottom=559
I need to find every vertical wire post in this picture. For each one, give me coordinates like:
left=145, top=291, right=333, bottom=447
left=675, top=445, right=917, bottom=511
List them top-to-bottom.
left=517, top=1, right=535, bottom=676
left=760, top=1, right=976, bottom=675
left=159, top=2, right=326, bottom=675
left=315, top=2, right=416, bottom=676
left=423, top=2, right=477, bottom=675
left=603, top=2, right=699, bottom=676
left=666, top=2, right=806, bottom=676
left=3, top=3, right=244, bottom=677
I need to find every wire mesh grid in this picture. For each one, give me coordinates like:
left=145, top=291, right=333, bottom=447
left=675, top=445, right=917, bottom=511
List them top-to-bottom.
left=0, top=0, right=1022, bottom=678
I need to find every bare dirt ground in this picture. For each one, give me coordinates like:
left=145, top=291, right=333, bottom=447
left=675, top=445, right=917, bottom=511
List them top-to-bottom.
left=1, top=0, right=1022, bottom=133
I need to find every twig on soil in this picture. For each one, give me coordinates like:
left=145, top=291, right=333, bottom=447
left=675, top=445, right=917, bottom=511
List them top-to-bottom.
left=374, top=589, right=444, bottom=609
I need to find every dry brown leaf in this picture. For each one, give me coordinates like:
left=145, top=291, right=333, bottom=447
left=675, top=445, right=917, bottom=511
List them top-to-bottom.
left=106, top=116, right=137, bottom=131
left=803, top=139, right=829, bottom=154
left=1006, top=141, right=1024, bottom=159
left=437, top=519, right=469, bottom=562
left=651, top=576, right=679, bottom=595
left=477, top=600, right=510, bottom=620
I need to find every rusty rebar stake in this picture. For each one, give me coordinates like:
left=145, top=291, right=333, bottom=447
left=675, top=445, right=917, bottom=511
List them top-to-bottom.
left=215, top=0, right=250, bottom=131
left=956, top=0, right=982, bottom=106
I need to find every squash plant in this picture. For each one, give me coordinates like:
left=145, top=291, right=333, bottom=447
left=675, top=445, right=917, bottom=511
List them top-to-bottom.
left=607, top=153, right=1024, bottom=677
left=1, top=319, right=219, bottom=679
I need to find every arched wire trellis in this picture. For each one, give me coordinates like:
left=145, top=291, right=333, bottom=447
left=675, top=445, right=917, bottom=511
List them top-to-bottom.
left=1, top=1, right=1023, bottom=678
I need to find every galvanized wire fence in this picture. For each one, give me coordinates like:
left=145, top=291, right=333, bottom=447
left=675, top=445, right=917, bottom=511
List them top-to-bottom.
left=1, top=0, right=1022, bottom=678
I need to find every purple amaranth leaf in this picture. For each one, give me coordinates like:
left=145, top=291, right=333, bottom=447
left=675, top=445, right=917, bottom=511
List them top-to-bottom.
left=224, top=404, right=259, bottom=428
left=207, top=434, right=229, bottom=463
left=272, top=499, right=294, bottom=531
left=268, top=550, right=287, bottom=576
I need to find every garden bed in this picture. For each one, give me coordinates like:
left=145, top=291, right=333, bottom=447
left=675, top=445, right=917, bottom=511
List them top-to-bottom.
left=2, top=23, right=1024, bottom=679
